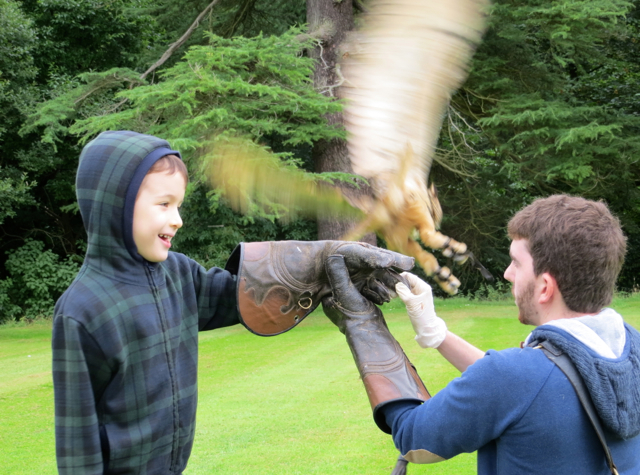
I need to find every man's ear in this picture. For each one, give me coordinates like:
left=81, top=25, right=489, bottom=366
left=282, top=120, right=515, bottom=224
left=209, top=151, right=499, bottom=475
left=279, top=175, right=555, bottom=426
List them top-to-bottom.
left=537, top=272, right=557, bottom=304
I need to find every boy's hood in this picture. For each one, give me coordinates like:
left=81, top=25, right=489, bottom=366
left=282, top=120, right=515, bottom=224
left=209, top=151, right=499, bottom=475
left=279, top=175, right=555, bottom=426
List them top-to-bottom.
left=77, top=130, right=180, bottom=280
left=528, top=309, right=640, bottom=440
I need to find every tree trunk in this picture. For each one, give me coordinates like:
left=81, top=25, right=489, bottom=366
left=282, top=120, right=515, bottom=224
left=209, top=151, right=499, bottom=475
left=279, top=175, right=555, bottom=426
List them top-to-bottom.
left=307, top=0, right=376, bottom=245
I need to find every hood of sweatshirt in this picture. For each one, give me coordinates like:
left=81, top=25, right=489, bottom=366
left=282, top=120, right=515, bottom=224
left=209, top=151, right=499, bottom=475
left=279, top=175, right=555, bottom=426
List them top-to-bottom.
left=76, top=130, right=181, bottom=282
left=527, top=309, right=640, bottom=440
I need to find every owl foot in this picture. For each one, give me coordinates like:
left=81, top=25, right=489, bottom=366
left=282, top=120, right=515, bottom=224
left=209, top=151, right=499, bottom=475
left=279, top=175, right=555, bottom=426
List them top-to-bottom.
left=441, top=238, right=469, bottom=264
left=433, top=266, right=461, bottom=294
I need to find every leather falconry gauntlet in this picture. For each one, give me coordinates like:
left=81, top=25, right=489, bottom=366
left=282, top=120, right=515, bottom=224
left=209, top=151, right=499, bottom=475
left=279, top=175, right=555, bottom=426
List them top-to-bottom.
left=225, top=241, right=414, bottom=336
left=321, top=255, right=430, bottom=433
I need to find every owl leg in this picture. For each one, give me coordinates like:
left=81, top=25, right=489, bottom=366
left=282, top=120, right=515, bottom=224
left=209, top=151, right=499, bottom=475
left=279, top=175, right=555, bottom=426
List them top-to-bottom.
left=402, top=193, right=469, bottom=263
left=342, top=200, right=391, bottom=242
left=342, top=218, right=373, bottom=242
left=417, top=223, right=494, bottom=284
left=418, top=227, right=469, bottom=265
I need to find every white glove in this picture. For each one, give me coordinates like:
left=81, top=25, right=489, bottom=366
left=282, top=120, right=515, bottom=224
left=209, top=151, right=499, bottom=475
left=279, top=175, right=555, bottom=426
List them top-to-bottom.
left=396, top=272, right=447, bottom=348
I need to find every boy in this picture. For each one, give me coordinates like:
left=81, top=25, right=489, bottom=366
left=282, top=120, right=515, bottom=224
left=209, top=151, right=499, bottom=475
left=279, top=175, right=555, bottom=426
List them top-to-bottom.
left=52, top=130, right=411, bottom=474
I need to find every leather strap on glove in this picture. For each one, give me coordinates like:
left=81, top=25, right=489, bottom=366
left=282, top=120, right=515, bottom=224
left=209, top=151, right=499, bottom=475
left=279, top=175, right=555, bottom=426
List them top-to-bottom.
left=225, top=241, right=414, bottom=336
left=322, top=255, right=430, bottom=433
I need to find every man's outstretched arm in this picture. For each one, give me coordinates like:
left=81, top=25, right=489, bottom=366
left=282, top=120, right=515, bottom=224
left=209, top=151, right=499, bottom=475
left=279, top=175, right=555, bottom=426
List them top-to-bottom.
left=322, top=258, right=509, bottom=465
left=396, top=272, right=484, bottom=372
left=436, top=331, right=485, bottom=372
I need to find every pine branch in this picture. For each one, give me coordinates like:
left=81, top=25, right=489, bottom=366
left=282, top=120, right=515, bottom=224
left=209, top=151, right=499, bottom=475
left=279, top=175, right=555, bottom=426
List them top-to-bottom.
left=140, top=0, right=222, bottom=81
left=223, top=0, right=259, bottom=38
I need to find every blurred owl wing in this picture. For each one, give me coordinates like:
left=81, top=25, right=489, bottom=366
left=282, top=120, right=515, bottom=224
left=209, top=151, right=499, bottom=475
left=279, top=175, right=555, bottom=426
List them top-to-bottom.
left=341, top=0, right=489, bottom=196
left=200, top=137, right=365, bottom=221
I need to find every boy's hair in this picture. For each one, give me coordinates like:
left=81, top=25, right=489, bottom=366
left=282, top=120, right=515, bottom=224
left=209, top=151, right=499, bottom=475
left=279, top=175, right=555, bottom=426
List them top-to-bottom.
left=148, top=154, right=189, bottom=183
left=508, top=194, right=626, bottom=313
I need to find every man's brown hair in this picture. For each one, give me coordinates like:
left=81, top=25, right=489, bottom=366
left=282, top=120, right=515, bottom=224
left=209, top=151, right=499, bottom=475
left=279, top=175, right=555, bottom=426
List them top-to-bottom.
left=148, top=154, right=188, bottom=183
left=507, top=194, right=626, bottom=313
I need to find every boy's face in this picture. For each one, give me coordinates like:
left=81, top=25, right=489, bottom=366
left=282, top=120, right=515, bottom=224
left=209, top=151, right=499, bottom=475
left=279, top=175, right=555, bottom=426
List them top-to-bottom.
left=133, top=171, right=186, bottom=262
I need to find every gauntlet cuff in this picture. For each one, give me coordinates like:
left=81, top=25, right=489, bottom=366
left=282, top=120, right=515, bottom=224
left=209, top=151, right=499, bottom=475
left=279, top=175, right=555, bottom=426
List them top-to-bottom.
left=225, top=241, right=413, bottom=336
left=225, top=241, right=323, bottom=336
left=346, top=319, right=430, bottom=433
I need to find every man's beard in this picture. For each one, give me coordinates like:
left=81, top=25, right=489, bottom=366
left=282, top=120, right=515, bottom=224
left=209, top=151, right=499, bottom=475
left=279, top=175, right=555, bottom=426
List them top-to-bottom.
left=516, top=280, right=537, bottom=326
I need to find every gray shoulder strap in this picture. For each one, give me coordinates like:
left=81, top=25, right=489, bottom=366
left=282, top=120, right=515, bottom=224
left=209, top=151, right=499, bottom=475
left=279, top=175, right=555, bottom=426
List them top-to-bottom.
left=536, top=341, right=619, bottom=475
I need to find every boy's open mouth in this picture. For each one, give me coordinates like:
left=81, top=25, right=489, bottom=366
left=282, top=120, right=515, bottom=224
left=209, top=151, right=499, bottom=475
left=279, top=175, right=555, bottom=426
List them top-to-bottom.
left=159, top=234, right=173, bottom=246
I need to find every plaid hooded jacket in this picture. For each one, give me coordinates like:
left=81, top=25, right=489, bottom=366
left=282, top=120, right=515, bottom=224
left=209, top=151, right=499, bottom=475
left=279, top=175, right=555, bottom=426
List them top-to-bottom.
left=52, top=131, right=240, bottom=475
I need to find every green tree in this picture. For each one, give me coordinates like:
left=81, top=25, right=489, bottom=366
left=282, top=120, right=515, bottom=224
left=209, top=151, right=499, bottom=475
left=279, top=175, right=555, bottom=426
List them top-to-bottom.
left=0, top=0, right=157, bottom=320
left=0, top=0, right=38, bottom=226
left=0, top=0, right=313, bottom=320
left=5, top=0, right=640, bottom=322
left=306, top=0, right=377, bottom=243
left=431, top=0, right=640, bottom=293
left=25, top=26, right=349, bottom=270
left=1, top=239, right=80, bottom=320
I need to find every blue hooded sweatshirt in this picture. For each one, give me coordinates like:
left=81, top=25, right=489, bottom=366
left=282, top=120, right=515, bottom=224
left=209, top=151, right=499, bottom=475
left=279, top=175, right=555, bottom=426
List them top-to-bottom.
left=52, top=131, right=240, bottom=475
left=383, top=309, right=640, bottom=474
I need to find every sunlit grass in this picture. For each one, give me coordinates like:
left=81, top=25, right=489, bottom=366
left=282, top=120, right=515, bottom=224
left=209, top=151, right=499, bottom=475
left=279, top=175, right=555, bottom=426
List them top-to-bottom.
left=1, top=294, right=639, bottom=474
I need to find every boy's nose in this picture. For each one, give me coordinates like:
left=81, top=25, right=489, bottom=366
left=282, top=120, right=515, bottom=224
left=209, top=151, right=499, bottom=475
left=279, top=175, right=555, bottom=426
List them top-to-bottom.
left=170, top=210, right=183, bottom=229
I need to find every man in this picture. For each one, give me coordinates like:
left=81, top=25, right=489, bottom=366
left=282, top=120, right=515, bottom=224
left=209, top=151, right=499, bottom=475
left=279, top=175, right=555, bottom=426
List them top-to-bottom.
left=323, top=195, right=640, bottom=474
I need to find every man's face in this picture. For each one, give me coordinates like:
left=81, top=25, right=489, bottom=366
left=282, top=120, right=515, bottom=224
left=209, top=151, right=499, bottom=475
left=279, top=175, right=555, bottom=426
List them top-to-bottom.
left=133, top=171, right=186, bottom=262
left=504, top=239, right=539, bottom=326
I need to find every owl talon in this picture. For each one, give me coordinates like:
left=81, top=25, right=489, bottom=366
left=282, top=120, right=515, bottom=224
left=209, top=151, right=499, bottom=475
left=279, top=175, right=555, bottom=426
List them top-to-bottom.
left=452, top=252, right=469, bottom=264
left=433, top=266, right=460, bottom=294
left=435, top=266, right=451, bottom=281
left=440, top=278, right=460, bottom=294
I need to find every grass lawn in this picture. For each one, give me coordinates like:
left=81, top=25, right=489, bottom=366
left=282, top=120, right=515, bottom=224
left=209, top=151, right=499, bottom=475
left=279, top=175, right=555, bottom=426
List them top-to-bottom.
left=1, top=294, right=639, bottom=474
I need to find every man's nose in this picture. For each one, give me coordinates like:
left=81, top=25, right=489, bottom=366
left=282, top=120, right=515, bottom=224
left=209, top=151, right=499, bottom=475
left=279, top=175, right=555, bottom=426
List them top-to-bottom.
left=503, top=263, right=514, bottom=282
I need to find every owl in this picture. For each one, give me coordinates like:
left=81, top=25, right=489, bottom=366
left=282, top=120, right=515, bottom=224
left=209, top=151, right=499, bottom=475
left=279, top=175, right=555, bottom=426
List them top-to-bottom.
left=205, top=0, right=491, bottom=294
